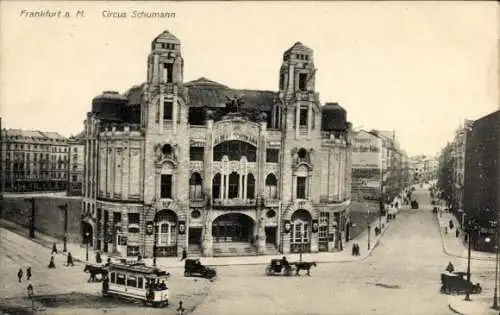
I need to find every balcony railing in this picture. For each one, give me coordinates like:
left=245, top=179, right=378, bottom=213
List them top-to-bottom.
left=212, top=199, right=257, bottom=208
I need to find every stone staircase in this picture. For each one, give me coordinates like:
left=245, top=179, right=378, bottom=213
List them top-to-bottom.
left=213, top=242, right=258, bottom=257
left=265, top=243, right=280, bottom=255
left=188, top=244, right=202, bottom=257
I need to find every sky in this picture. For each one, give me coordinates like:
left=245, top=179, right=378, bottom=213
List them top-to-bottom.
left=1, top=1, right=498, bottom=157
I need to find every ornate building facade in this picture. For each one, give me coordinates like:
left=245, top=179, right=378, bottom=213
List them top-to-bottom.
left=81, top=31, right=353, bottom=258
left=67, top=132, right=85, bottom=196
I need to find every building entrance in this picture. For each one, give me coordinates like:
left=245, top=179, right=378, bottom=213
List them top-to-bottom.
left=212, top=213, right=254, bottom=243
left=188, top=227, right=202, bottom=245
left=265, top=227, right=276, bottom=244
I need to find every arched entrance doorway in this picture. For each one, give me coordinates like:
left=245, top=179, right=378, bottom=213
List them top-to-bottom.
left=290, top=209, right=312, bottom=253
left=154, top=210, right=178, bottom=257
left=212, top=213, right=254, bottom=243
left=82, top=221, right=93, bottom=247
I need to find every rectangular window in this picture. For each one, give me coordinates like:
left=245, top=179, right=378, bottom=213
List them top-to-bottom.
left=162, top=63, right=173, bottom=83
left=279, top=73, right=285, bottom=90
left=299, top=73, right=307, bottom=91
left=163, top=101, right=173, bottom=120
left=299, top=108, right=308, bottom=127
left=189, top=147, right=204, bottom=161
left=266, top=149, right=279, bottom=163
left=161, top=174, right=173, bottom=199
left=72, top=175, right=78, bottom=181
left=296, top=176, right=307, bottom=199
left=127, top=213, right=140, bottom=225
left=110, top=272, right=116, bottom=283
left=116, top=273, right=126, bottom=285
left=127, top=275, right=137, bottom=288
left=138, top=277, right=143, bottom=289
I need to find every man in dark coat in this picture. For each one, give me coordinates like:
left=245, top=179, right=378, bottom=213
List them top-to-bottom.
left=51, top=243, right=58, bottom=255
left=66, top=252, right=74, bottom=266
left=95, top=252, right=102, bottom=264
left=48, top=256, right=56, bottom=268
left=26, top=267, right=32, bottom=280
left=17, top=268, right=23, bottom=282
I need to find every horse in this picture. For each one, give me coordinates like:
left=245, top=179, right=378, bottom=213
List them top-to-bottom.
left=293, top=261, right=317, bottom=276
left=83, top=264, right=106, bottom=282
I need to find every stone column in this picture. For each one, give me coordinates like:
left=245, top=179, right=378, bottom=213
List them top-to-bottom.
left=159, top=88, right=164, bottom=130
left=172, top=94, right=177, bottom=134
left=307, top=103, right=312, bottom=139
left=295, top=105, right=300, bottom=139
left=203, top=119, right=213, bottom=201
left=308, top=170, right=313, bottom=200
left=238, top=174, right=243, bottom=199
left=224, top=175, right=229, bottom=199
left=291, top=175, right=297, bottom=201
left=202, top=217, right=213, bottom=257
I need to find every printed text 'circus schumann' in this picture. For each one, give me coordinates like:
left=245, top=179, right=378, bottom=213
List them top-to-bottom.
left=102, top=10, right=176, bottom=19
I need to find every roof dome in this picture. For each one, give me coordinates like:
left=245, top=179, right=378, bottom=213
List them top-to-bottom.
left=91, top=91, right=128, bottom=122
left=92, top=91, right=128, bottom=102
left=322, top=102, right=347, bottom=131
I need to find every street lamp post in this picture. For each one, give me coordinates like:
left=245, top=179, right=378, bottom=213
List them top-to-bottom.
left=59, top=204, right=68, bottom=253
left=494, top=217, right=499, bottom=309
left=465, top=218, right=478, bottom=301
left=367, top=225, right=371, bottom=250
left=85, top=232, right=90, bottom=261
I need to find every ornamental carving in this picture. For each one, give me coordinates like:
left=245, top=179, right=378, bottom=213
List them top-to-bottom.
left=154, top=143, right=179, bottom=164
left=291, top=147, right=314, bottom=170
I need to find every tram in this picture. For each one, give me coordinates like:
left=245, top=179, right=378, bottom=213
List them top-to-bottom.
left=102, top=261, right=170, bottom=307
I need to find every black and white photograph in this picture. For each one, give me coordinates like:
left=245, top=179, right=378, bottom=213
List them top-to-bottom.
left=0, top=1, right=498, bottom=314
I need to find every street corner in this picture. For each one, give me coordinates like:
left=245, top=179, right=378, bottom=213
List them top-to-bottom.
left=448, top=295, right=499, bottom=315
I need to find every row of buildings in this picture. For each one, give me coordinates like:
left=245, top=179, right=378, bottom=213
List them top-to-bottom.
left=1, top=30, right=411, bottom=258
left=438, top=111, right=500, bottom=252
left=0, top=129, right=85, bottom=195
left=408, top=155, right=439, bottom=184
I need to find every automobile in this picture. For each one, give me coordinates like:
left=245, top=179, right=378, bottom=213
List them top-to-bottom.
left=184, top=258, right=216, bottom=279
left=265, top=259, right=295, bottom=276
left=440, top=272, right=482, bottom=295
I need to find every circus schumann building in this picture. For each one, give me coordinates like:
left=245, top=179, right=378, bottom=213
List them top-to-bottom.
left=81, top=31, right=353, bottom=258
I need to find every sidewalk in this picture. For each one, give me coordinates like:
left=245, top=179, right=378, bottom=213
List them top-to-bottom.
left=0, top=203, right=397, bottom=269
left=436, top=211, right=495, bottom=261
left=448, top=295, right=500, bottom=315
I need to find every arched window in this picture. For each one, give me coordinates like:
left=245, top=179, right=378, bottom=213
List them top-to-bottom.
left=213, top=141, right=257, bottom=162
left=298, top=148, right=307, bottom=159
left=189, top=172, right=203, bottom=200
left=228, top=172, right=239, bottom=199
left=212, top=173, right=221, bottom=199
left=246, top=173, right=255, bottom=199
left=265, top=174, right=278, bottom=199
left=291, top=210, right=311, bottom=247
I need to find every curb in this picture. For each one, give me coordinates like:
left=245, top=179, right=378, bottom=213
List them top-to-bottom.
left=435, top=213, right=495, bottom=262
left=1, top=216, right=393, bottom=268
left=448, top=303, right=466, bottom=315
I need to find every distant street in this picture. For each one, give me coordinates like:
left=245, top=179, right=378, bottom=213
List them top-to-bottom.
left=2, top=186, right=496, bottom=315
left=191, top=186, right=454, bottom=315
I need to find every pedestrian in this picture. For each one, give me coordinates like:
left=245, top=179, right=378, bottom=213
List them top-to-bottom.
left=449, top=220, right=454, bottom=230
left=445, top=227, right=448, bottom=234
left=456, top=229, right=460, bottom=238
left=51, top=242, right=58, bottom=255
left=351, top=243, right=356, bottom=256
left=180, top=247, right=187, bottom=261
left=66, top=252, right=74, bottom=266
left=95, top=252, right=102, bottom=264
left=137, top=253, right=142, bottom=261
left=48, top=255, right=56, bottom=268
left=106, top=257, right=111, bottom=266
left=446, top=261, right=455, bottom=273
left=26, top=267, right=32, bottom=280
left=17, top=268, right=23, bottom=283
left=27, top=283, right=34, bottom=298
left=177, top=301, right=185, bottom=315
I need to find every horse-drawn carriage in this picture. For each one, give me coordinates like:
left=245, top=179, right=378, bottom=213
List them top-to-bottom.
left=265, top=259, right=317, bottom=276
left=440, top=272, right=482, bottom=295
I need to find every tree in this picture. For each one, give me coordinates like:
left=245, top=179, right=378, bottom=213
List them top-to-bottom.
left=437, top=143, right=454, bottom=209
